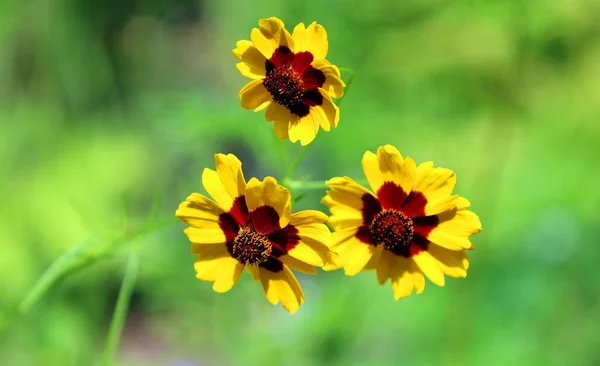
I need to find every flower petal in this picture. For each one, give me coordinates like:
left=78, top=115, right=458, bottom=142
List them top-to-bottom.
left=251, top=17, right=294, bottom=58
left=292, top=21, right=328, bottom=59
left=233, top=40, right=267, bottom=79
left=313, top=60, right=345, bottom=98
left=239, top=79, right=272, bottom=110
left=317, top=88, right=340, bottom=129
left=265, top=102, right=290, bottom=122
left=264, top=103, right=291, bottom=140
left=288, top=112, right=318, bottom=146
left=362, top=145, right=416, bottom=205
left=214, top=153, right=247, bottom=204
left=201, top=154, right=249, bottom=226
left=413, top=161, right=457, bottom=202
left=323, top=176, right=377, bottom=216
left=245, top=177, right=291, bottom=234
left=175, top=193, right=225, bottom=227
left=418, top=208, right=481, bottom=250
left=289, top=210, right=329, bottom=225
left=185, top=227, right=227, bottom=245
left=332, top=229, right=377, bottom=276
left=427, top=243, right=469, bottom=278
left=411, top=245, right=445, bottom=287
left=193, top=246, right=239, bottom=289
left=376, top=249, right=397, bottom=284
left=280, top=255, right=317, bottom=274
left=389, top=256, right=417, bottom=299
left=410, top=259, right=426, bottom=294
left=213, top=262, right=244, bottom=293
left=257, top=265, right=304, bottom=314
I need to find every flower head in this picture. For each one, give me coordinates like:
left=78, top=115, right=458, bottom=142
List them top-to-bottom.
left=233, top=17, right=345, bottom=146
left=322, top=145, right=482, bottom=299
left=176, top=153, right=335, bottom=314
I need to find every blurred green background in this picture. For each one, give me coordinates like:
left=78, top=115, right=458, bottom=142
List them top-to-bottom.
left=2, top=0, right=600, bottom=365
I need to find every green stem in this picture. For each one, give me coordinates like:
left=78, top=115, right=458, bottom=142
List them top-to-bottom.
left=337, top=67, right=355, bottom=108
left=286, top=178, right=369, bottom=190
left=285, top=179, right=328, bottom=190
left=101, top=253, right=139, bottom=366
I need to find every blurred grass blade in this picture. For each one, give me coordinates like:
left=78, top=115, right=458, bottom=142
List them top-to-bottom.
left=18, top=218, right=174, bottom=315
left=18, top=238, right=93, bottom=314
left=101, top=253, right=139, bottom=366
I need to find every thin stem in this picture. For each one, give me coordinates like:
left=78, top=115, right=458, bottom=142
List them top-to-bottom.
left=337, top=67, right=355, bottom=107
left=286, top=178, right=369, bottom=190
left=285, top=179, right=328, bottom=190
left=17, top=218, right=173, bottom=315
left=101, top=253, right=139, bottom=366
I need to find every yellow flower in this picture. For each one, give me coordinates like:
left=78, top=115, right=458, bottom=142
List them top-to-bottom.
left=233, top=17, right=345, bottom=146
left=322, top=145, right=482, bottom=299
left=175, top=153, right=334, bottom=314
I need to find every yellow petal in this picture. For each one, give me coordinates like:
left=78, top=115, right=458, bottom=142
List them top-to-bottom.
left=251, top=17, right=294, bottom=58
left=292, top=21, right=328, bottom=59
left=233, top=40, right=267, bottom=79
left=233, top=40, right=252, bottom=60
left=313, top=60, right=345, bottom=99
left=239, top=79, right=272, bottom=110
left=317, top=88, right=340, bottom=129
left=254, top=100, right=271, bottom=112
left=308, top=101, right=330, bottom=132
left=265, top=102, right=290, bottom=121
left=265, top=103, right=291, bottom=140
left=288, top=113, right=318, bottom=146
left=273, top=119, right=289, bottom=140
left=362, top=145, right=416, bottom=199
left=215, top=153, right=246, bottom=203
left=200, top=154, right=247, bottom=221
left=413, top=161, right=456, bottom=202
left=323, top=176, right=376, bottom=214
left=245, top=177, right=291, bottom=233
left=323, top=177, right=378, bottom=231
left=175, top=193, right=225, bottom=227
left=421, top=195, right=460, bottom=217
left=422, top=208, right=481, bottom=250
left=289, top=210, right=329, bottom=226
left=327, top=215, right=363, bottom=231
left=287, top=220, right=335, bottom=268
left=185, top=227, right=226, bottom=245
left=333, top=232, right=377, bottom=276
left=427, top=243, right=469, bottom=278
left=363, top=244, right=383, bottom=270
left=411, top=247, right=445, bottom=287
left=194, top=248, right=237, bottom=286
left=376, top=249, right=397, bottom=284
left=280, top=255, right=317, bottom=274
left=390, top=256, right=415, bottom=299
left=410, top=259, right=426, bottom=294
left=213, top=262, right=244, bottom=293
left=258, top=265, right=304, bottom=314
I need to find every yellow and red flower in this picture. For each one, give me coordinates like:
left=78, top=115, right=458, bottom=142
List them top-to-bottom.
left=233, top=17, right=345, bottom=146
left=322, top=145, right=482, bottom=299
left=175, top=153, right=334, bottom=314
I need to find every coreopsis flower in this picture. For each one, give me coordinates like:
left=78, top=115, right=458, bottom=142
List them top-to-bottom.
left=233, top=17, right=345, bottom=146
left=322, top=145, right=482, bottom=299
left=176, top=153, right=334, bottom=314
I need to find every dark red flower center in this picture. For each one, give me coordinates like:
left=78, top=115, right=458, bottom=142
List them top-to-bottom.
left=263, top=46, right=325, bottom=117
left=220, top=199, right=301, bottom=272
left=369, top=209, right=414, bottom=252
left=232, top=226, right=273, bottom=265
